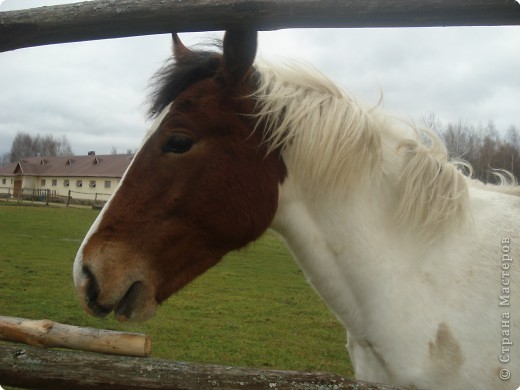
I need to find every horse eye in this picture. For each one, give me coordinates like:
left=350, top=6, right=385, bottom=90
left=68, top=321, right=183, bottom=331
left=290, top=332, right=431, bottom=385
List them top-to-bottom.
left=163, top=134, right=194, bottom=154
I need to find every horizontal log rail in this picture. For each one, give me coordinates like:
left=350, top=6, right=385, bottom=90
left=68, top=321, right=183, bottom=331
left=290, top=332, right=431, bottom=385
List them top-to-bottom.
left=1, top=0, right=520, bottom=52
left=0, top=316, right=151, bottom=357
left=0, top=344, right=412, bottom=390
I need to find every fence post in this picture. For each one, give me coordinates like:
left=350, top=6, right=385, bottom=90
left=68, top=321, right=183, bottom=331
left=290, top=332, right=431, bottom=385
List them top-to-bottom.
left=46, top=189, right=50, bottom=206
left=66, top=190, right=71, bottom=207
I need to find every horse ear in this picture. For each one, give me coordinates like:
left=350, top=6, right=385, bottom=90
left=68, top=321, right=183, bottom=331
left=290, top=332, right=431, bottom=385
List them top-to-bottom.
left=222, top=30, right=257, bottom=84
left=172, top=33, right=192, bottom=60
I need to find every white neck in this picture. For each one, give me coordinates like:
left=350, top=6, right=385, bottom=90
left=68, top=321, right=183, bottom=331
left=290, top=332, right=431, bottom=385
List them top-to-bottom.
left=271, top=163, right=439, bottom=386
left=271, top=166, right=403, bottom=339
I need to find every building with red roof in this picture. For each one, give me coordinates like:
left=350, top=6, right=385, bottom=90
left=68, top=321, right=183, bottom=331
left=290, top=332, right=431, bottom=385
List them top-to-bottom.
left=0, top=153, right=133, bottom=202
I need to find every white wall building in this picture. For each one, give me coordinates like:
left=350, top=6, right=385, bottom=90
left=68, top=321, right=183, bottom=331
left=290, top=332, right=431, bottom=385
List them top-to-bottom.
left=0, top=154, right=133, bottom=202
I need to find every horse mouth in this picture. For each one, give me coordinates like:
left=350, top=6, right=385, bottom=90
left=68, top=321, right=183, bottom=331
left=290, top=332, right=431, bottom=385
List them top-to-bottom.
left=79, top=266, right=157, bottom=322
left=114, top=281, right=157, bottom=322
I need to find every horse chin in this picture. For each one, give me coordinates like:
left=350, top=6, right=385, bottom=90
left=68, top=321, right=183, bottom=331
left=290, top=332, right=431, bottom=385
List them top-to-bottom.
left=114, top=281, right=158, bottom=322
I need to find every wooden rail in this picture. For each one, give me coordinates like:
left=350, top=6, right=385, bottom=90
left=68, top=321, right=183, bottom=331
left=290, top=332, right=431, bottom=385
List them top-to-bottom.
left=1, top=0, right=520, bottom=52
left=0, top=316, right=151, bottom=357
left=0, top=344, right=411, bottom=390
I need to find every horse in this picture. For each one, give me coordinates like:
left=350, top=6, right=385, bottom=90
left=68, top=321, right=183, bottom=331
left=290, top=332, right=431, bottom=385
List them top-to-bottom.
left=73, top=31, right=519, bottom=389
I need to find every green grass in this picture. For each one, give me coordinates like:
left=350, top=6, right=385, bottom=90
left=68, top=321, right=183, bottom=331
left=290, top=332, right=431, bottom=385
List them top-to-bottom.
left=0, top=203, right=353, bottom=377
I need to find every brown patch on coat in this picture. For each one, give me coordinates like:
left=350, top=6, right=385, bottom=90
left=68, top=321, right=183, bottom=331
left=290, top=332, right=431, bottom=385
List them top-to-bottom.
left=428, top=322, right=464, bottom=374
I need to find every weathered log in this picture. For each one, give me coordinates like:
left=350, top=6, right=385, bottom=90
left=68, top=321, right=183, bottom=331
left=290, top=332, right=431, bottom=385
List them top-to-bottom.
left=1, top=0, right=519, bottom=52
left=0, top=316, right=151, bottom=357
left=0, top=344, right=412, bottom=390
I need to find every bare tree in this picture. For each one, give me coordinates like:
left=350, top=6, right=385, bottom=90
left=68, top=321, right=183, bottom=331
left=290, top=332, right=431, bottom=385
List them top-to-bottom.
left=422, top=112, right=443, bottom=135
left=423, top=114, right=520, bottom=183
left=443, top=121, right=473, bottom=159
left=506, top=125, right=520, bottom=149
left=9, top=132, right=73, bottom=162
left=9, top=132, right=34, bottom=162
left=57, top=135, right=73, bottom=156
left=0, top=152, right=10, bottom=167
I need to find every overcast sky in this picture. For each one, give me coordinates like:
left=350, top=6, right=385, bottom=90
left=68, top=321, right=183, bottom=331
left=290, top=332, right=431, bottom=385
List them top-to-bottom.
left=1, top=0, right=519, bottom=157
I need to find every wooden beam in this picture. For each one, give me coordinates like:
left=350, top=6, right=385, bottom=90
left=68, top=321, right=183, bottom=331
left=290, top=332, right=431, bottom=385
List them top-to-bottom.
left=1, top=0, right=519, bottom=52
left=0, top=316, right=151, bottom=357
left=0, top=344, right=411, bottom=390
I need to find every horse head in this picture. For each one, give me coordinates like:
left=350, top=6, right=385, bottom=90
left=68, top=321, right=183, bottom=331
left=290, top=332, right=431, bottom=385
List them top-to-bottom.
left=73, top=31, right=286, bottom=321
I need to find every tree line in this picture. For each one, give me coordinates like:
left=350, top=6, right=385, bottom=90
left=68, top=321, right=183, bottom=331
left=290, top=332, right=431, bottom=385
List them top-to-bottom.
left=423, top=114, right=519, bottom=184
left=2, top=121, right=520, bottom=184
left=1, top=132, right=73, bottom=166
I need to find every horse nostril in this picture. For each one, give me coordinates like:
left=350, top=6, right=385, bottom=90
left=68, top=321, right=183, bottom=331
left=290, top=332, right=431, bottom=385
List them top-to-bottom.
left=82, top=265, right=113, bottom=318
left=82, top=265, right=99, bottom=302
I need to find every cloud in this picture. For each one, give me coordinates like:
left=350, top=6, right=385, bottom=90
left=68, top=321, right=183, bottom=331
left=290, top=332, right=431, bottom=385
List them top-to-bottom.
left=1, top=1, right=519, bottom=157
left=261, top=27, right=520, bottom=131
left=0, top=33, right=168, bottom=155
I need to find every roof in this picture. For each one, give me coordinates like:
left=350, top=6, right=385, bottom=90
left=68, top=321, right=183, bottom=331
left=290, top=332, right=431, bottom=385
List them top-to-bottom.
left=0, top=154, right=133, bottom=178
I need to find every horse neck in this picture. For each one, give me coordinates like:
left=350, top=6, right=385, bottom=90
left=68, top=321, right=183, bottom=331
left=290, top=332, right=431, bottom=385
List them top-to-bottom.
left=257, top=64, right=469, bottom=336
left=270, top=135, right=420, bottom=338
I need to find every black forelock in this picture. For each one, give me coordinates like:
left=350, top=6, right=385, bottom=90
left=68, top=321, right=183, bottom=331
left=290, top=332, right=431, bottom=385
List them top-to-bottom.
left=147, top=47, right=222, bottom=119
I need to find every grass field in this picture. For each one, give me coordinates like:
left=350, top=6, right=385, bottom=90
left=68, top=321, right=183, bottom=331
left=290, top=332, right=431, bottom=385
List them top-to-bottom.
left=0, top=203, right=353, bottom=378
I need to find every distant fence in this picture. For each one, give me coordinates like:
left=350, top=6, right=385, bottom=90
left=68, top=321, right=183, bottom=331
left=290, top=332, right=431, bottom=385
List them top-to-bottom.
left=0, top=187, right=111, bottom=208
left=66, top=190, right=112, bottom=207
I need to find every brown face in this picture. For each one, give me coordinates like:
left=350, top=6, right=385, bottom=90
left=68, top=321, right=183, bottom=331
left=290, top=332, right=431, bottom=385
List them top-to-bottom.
left=73, top=31, right=286, bottom=321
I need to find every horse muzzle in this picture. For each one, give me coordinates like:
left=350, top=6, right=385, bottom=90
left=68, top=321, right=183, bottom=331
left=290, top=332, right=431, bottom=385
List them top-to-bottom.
left=73, top=251, right=158, bottom=322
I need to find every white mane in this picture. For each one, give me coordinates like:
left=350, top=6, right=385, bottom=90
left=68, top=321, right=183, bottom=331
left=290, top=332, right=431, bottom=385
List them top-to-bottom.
left=252, top=61, right=483, bottom=240
left=253, top=62, right=382, bottom=192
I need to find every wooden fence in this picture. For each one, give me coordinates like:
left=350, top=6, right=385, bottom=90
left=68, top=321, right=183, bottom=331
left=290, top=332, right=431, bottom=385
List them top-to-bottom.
left=1, top=0, right=519, bottom=389
left=1, top=0, right=519, bottom=52
left=0, top=187, right=110, bottom=207
left=0, top=344, right=411, bottom=390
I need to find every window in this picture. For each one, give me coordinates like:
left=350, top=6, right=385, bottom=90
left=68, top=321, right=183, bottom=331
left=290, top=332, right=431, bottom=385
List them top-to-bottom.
left=1, top=178, right=6, bottom=185
left=40, top=179, right=46, bottom=187
left=52, top=179, right=57, bottom=187
left=64, top=180, right=69, bottom=187
left=76, top=180, right=83, bottom=187
left=89, top=180, right=96, bottom=188
left=104, top=181, right=111, bottom=189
